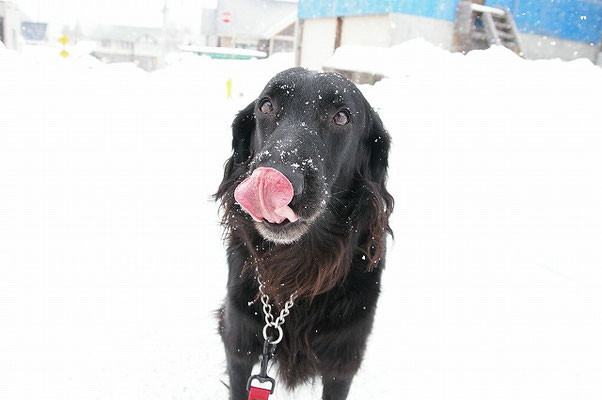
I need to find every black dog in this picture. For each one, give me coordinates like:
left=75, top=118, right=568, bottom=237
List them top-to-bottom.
left=215, top=68, right=393, bottom=400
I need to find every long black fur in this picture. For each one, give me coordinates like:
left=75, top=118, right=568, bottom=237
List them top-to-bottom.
left=215, top=68, right=393, bottom=400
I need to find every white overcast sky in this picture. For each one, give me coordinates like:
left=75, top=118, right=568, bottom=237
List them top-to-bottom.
left=14, top=0, right=218, bottom=27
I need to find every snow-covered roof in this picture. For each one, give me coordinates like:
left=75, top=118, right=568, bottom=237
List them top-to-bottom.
left=202, top=0, right=296, bottom=40
left=89, top=25, right=164, bottom=44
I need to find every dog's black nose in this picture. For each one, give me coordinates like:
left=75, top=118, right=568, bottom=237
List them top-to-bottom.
left=285, top=167, right=304, bottom=196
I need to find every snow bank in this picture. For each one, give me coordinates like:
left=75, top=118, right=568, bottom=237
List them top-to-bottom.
left=326, top=38, right=598, bottom=81
left=325, top=39, right=463, bottom=77
left=365, top=41, right=602, bottom=400
left=1, top=42, right=602, bottom=400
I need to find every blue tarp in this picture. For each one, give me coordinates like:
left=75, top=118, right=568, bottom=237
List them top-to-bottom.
left=297, top=0, right=602, bottom=44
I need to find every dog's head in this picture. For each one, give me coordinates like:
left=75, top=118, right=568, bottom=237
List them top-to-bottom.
left=217, top=68, right=391, bottom=246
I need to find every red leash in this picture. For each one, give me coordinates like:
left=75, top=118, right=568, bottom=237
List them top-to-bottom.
left=248, top=386, right=271, bottom=400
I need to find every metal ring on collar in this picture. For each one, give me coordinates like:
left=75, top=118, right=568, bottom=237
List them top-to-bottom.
left=262, top=323, right=283, bottom=344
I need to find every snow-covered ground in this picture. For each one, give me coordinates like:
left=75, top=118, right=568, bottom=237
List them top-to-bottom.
left=1, top=41, right=601, bottom=400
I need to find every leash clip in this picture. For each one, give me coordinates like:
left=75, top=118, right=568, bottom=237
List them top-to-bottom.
left=247, top=339, right=277, bottom=399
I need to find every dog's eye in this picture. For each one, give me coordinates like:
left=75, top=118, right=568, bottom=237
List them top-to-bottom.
left=259, top=99, right=273, bottom=114
left=333, top=110, right=350, bottom=126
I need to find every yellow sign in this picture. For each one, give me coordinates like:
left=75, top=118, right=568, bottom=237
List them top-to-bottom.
left=59, top=35, right=70, bottom=45
left=60, top=49, right=69, bottom=58
left=227, top=78, right=232, bottom=99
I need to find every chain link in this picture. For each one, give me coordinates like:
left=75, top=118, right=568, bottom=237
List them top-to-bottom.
left=257, top=271, right=296, bottom=345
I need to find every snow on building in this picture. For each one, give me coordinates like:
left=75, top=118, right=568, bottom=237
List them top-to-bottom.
left=0, top=0, right=22, bottom=51
left=201, top=0, right=297, bottom=55
left=296, top=0, right=602, bottom=70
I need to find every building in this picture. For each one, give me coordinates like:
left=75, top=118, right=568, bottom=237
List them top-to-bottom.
left=0, top=0, right=22, bottom=51
left=201, top=0, right=297, bottom=55
left=296, top=0, right=602, bottom=69
left=89, top=25, right=165, bottom=71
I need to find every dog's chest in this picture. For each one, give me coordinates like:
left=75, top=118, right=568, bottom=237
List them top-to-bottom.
left=241, top=264, right=382, bottom=342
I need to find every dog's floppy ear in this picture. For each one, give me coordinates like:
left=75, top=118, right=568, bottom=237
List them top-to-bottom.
left=215, top=101, right=255, bottom=201
left=230, top=101, right=256, bottom=164
left=358, top=106, right=393, bottom=266
left=364, top=106, right=391, bottom=186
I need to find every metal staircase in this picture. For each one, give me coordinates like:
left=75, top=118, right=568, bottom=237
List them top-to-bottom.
left=453, top=1, right=524, bottom=56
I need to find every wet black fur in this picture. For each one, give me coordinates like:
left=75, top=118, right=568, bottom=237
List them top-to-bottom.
left=215, top=68, right=393, bottom=400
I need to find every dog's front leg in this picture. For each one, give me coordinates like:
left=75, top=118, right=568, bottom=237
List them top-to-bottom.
left=219, top=300, right=262, bottom=400
left=315, top=316, right=371, bottom=400
left=225, top=351, right=255, bottom=400
left=321, top=373, right=354, bottom=400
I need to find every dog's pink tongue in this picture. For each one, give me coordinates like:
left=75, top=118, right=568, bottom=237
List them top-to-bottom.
left=234, top=167, right=299, bottom=224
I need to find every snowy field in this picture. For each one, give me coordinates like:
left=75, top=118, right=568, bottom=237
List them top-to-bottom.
left=1, top=41, right=602, bottom=399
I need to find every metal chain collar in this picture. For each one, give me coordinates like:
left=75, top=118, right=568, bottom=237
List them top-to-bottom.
left=256, top=271, right=296, bottom=345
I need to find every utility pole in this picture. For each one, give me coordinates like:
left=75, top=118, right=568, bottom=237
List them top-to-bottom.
left=162, top=0, right=170, bottom=67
